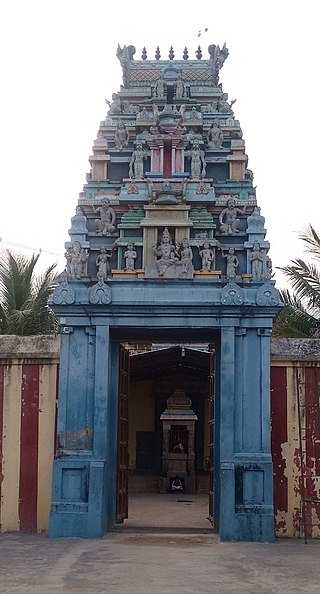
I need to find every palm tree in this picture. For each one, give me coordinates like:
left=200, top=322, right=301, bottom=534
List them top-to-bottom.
left=273, top=225, right=320, bottom=337
left=0, top=250, right=58, bottom=335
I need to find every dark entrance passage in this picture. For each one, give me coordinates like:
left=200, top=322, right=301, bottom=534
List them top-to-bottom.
left=116, top=344, right=215, bottom=531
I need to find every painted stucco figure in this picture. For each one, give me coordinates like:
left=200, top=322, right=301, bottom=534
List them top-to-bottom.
left=207, top=120, right=223, bottom=148
left=114, top=122, right=129, bottom=150
left=189, top=140, right=206, bottom=179
left=129, top=143, right=147, bottom=179
left=219, top=199, right=247, bottom=235
left=95, top=200, right=117, bottom=236
left=153, top=227, right=178, bottom=277
left=65, top=241, right=89, bottom=279
left=250, top=241, right=264, bottom=280
left=199, top=242, right=214, bottom=271
left=124, top=243, right=137, bottom=270
left=96, top=246, right=112, bottom=279
left=222, top=247, right=238, bottom=279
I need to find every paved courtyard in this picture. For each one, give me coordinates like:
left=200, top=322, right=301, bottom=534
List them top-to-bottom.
left=0, top=529, right=319, bottom=594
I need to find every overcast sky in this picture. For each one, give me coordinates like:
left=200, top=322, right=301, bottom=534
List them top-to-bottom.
left=1, top=0, right=319, bottom=286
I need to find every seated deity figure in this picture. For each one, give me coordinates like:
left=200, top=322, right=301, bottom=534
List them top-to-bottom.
left=105, top=93, right=122, bottom=115
left=217, top=93, right=236, bottom=114
left=207, top=120, right=223, bottom=148
left=114, top=122, right=129, bottom=150
left=189, top=140, right=206, bottom=179
left=129, top=142, right=147, bottom=179
left=219, top=198, right=247, bottom=235
left=95, top=199, right=117, bottom=236
left=153, top=227, right=178, bottom=277
left=66, top=241, right=89, bottom=279
left=199, top=241, right=214, bottom=271
left=250, top=241, right=264, bottom=280
left=124, top=243, right=137, bottom=270
left=96, top=246, right=112, bottom=279
left=222, top=247, right=238, bottom=279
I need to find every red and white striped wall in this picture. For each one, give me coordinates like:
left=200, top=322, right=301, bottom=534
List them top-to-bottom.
left=0, top=337, right=58, bottom=533
left=271, top=362, right=320, bottom=538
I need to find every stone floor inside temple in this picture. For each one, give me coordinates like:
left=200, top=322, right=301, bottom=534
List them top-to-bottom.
left=116, top=492, right=212, bottom=531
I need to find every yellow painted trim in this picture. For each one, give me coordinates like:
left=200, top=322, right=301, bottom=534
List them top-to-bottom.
left=1, top=364, right=22, bottom=531
left=37, top=364, right=57, bottom=531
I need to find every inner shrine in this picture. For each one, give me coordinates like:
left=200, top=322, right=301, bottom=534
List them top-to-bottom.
left=49, top=42, right=281, bottom=542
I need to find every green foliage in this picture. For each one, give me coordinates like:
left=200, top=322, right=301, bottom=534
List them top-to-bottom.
left=273, top=225, right=320, bottom=338
left=0, top=250, right=58, bottom=335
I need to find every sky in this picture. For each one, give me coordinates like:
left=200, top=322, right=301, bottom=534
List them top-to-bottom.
left=0, top=0, right=319, bottom=286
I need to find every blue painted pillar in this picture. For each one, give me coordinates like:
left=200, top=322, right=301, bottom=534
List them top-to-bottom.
left=49, top=324, right=112, bottom=538
left=218, top=324, right=274, bottom=542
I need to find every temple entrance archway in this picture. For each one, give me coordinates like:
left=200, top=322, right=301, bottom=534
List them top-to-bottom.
left=116, top=343, right=215, bottom=531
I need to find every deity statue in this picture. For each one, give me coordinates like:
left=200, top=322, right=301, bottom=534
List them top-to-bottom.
left=175, top=72, right=186, bottom=98
left=155, top=74, right=165, bottom=98
left=105, top=93, right=122, bottom=115
left=217, top=93, right=236, bottom=114
left=190, top=106, right=200, bottom=120
left=137, top=107, right=149, bottom=120
left=207, top=120, right=223, bottom=148
left=114, top=122, right=129, bottom=150
left=189, top=140, right=206, bottom=179
left=129, top=142, right=147, bottom=179
left=95, top=199, right=117, bottom=236
left=219, top=199, right=247, bottom=235
left=153, top=227, right=178, bottom=277
left=177, top=238, right=193, bottom=274
left=65, top=241, right=89, bottom=279
left=199, top=241, right=214, bottom=271
left=250, top=241, right=264, bottom=281
left=124, top=243, right=137, bottom=270
left=96, top=246, right=112, bottom=279
left=222, top=247, right=238, bottom=279
left=265, top=252, right=273, bottom=280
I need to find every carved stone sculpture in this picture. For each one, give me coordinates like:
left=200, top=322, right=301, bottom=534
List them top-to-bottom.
left=175, top=72, right=187, bottom=98
left=155, top=74, right=165, bottom=98
left=105, top=93, right=122, bottom=115
left=217, top=93, right=236, bottom=114
left=190, top=106, right=200, bottom=120
left=207, top=120, right=223, bottom=148
left=114, top=122, right=129, bottom=150
left=189, top=140, right=206, bottom=179
left=129, top=143, right=147, bottom=179
left=95, top=199, right=117, bottom=236
left=219, top=199, right=247, bottom=235
left=153, top=227, right=178, bottom=277
left=152, top=229, right=193, bottom=279
left=177, top=238, right=193, bottom=274
left=65, top=241, right=89, bottom=279
left=250, top=241, right=264, bottom=281
left=199, top=242, right=214, bottom=271
left=124, top=243, right=137, bottom=270
left=96, top=246, right=112, bottom=279
left=222, top=248, right=238, bottom=279
left=265, top=253, right=273, bottom=280
left=52, top=271, right=76, bottom=304
left=89, top=272, right=112, bottom=305
left=221, top=281, right=244, bottom=305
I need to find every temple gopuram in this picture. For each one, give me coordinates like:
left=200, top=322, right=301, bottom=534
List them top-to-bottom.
left=49, top=43, right=281, bottom=542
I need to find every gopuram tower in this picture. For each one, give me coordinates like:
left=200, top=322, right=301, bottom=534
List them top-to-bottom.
left=49, top=43, right=281, bottom=542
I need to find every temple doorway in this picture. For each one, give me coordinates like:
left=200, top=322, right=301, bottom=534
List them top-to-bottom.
left=116, top=344, right=215, bottom=531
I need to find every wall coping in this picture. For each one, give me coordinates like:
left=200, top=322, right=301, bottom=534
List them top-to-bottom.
left=0, top=335, right=60, bottom=360
left=271, top=338, right=320, bottom=361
